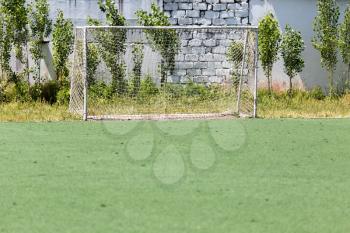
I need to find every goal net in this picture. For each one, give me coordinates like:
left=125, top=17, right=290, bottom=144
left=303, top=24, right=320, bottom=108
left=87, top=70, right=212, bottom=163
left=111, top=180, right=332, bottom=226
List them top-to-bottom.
left=69, top=26, right=258, bottom=120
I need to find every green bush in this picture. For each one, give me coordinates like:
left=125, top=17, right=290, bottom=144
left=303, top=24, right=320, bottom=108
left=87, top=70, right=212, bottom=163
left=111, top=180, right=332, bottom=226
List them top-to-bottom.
left=139, top=75, right=159, bottom=97
left=30, top=80, right=70, bottom=104
left=40, top=80, right=59, bottom=104
left=3, top=81, right=30, bottom=102
left=90, top=81, right=113, bottom=99
left=184, top=82, right=206, bottom=97
left=29, top=83, right=42, bottom=101
left=162, top=84, right=184, bottom=99
left=56, top=86, right=70, bottom=105
left=308, top=86, right=325, bottom=100
left=0, top=87, right=5, bottom=102
left=258, top=88, right=326, bottom=102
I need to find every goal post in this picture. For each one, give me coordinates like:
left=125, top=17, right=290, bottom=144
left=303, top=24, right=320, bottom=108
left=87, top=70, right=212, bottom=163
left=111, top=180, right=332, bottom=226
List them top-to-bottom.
left=69, top=25, right=259, bottom=120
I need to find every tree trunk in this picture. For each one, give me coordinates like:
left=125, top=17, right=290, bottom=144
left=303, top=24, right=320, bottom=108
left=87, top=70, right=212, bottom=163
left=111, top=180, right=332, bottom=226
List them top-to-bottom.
left=26, top=43, right=30, bottom=84
left=38, top=64, right=41, bottom=83
left=348, top=64, right=350, bottom=87
left=267, top=69, right=271, bottom=94
left=328, top=70, right=334, bottom=97
left=270, top=72, right=273, bottom=92
left=288, top=77, right=293, bottom=96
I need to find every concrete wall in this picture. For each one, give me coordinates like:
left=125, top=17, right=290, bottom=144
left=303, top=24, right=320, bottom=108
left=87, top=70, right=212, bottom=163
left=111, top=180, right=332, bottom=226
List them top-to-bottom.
left=15, top=0, right=104, bottom=81
left=48, top=0, right=104, bottom=26
left=48, top=0, right=159, bottom=25
left=118, top=0, right=162, bottom=24
left=250, top=0, right=349, bottom=90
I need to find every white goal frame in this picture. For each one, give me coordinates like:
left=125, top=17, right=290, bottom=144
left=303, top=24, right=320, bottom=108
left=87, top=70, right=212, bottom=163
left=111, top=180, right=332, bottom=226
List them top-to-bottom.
left=69, top=25, right=259, bottom=121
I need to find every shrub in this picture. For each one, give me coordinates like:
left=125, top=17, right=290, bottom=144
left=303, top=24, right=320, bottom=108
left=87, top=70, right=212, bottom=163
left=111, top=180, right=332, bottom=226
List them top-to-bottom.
left=139, top=75, right=159, bottom=97
left=40, top=80, right=59, bottom=104
left=3, top=81, right=30, bottom=102
left=89, top=81, right=113, bottom=99
left=184, top=82, right=209, bottom=98
left=29, top=83, right=42, bottom=101
left=163, top=84, right=185, bottom=99
left=56, top=86, right=70, bottom=105
left=308, top=86, right=325, bottom=100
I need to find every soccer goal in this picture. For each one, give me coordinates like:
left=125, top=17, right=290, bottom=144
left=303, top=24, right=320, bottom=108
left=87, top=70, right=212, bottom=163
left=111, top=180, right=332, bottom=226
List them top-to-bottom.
left=69, top=25, right=259, bottom=121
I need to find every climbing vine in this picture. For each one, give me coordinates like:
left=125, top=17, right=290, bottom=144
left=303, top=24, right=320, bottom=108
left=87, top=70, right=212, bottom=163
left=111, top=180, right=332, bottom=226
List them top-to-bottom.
left=0, top=0, right=29, bottom=82
left=28, top=0, right=52, bottom=83
left=88, top=0, right=127, bottom=95
left=137, top=3, right=180, bottom=86
left=227, top=41, right=244, bottom=91
left=87, top=43, right=100, bottom=86
left=129, top=43, right=144, bottom=96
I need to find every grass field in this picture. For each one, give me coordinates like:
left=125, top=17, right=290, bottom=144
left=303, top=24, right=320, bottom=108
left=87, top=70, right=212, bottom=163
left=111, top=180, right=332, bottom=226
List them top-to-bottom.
left=1, top=119, right=350, bottom=232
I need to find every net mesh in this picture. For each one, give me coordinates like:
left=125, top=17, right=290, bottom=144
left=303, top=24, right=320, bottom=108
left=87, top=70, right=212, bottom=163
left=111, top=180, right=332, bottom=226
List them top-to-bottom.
left=69, top=26, right=258, bottom=120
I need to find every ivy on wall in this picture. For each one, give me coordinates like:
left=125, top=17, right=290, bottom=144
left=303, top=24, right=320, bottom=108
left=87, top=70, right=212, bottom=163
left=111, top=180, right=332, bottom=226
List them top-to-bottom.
left=29, top=0, right=52, bottom=83
left=88, top=0, right=127, bottom=95
left=137, top=3, right=180, bottom=86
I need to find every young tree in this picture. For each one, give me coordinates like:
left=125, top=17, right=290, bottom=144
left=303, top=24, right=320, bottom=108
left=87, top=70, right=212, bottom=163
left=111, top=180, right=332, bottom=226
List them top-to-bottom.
left=0, top=0, right=28, bottom=81
left=28, top=0, right=52, bottom=83
left=88, top=0, right=127, bottom=94
left=312, top=0, right=340, bottom=96
left=137, top=3, right=180, bottom=86
left=339, top=5, right=350, bottom=86
left=52, top=10, right=74, bottom=83
left=258, top=13, right=281, bottom=93
left=0, top=14, right=12, bottom=78
left=280, top=25, right=305, bottom=94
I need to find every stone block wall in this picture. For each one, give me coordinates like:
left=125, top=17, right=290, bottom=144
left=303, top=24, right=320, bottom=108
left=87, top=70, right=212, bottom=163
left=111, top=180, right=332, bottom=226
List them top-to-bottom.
left=162, top=0, right=251, bottom=84
left=163, top=0, right=249, bottom=26
left=167, top=29, right=247, bottom=84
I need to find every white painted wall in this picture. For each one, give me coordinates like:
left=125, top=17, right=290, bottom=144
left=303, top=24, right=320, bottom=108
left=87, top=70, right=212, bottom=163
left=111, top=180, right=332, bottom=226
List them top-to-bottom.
left=47, top=0, right=160, bottom=25
left=49, top=0, right=104, bottom=26
left=250, top=0, right=349, bottom=91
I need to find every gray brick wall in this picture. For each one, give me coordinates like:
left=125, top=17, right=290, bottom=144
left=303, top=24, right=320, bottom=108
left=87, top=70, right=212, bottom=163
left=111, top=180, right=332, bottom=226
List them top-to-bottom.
left=163, top=0, right=249, bottom=26
left=162, top=1, right=250, bottom=84
left=167, top=29, right=247, bottom=84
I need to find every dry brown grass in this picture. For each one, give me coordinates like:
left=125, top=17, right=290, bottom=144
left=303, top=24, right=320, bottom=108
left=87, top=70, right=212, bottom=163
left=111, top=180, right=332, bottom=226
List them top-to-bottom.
left=0, top=93, right=349, bottom=122
left=258, top=93, right=350, bottom=119
left=0, top=102, right=78, bottom=122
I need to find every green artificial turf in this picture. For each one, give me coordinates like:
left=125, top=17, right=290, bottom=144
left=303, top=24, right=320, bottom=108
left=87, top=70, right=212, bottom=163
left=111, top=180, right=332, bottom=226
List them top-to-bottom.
left=1, top=119, right=350, bottom=233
